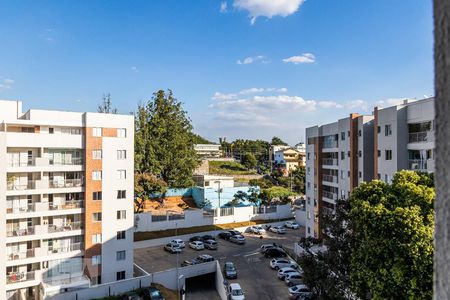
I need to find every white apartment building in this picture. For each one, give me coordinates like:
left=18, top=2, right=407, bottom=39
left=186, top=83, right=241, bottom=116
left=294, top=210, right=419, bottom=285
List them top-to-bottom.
left=374, top=97, right=435, bottom=182
left=0, top=100, right=134, bottom=300
left=305, top=113, right=374, bottom=238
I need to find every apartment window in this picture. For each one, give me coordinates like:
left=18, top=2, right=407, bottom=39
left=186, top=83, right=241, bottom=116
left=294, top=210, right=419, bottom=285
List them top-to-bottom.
left=385, top=124, right=392, bottom=136
left=377, top=126, right=381, bottom=133
left=49, top=127, right=54, bottom=134
left=93, top=127, right=102, bottom=137
left=117, top=128, right=127, bottom=138
left=358, top=130, right=362, bottom=137
left=347, top=131, right=350, bottom=137
left=341, top=132, right=345, bottom=141
left=427, top=149, right=433, bottom=159
left=92, top=150, right=102, bottom=160
left=117, top=150, right=127, bottom=160
left=358, top=150, right=362, bottom=157
left=378, top=150, right=381, bottom=157
left=385, top=150, right=392, bottom=160
left=341, top=151, right=345, bottom=160
left=347, top=151, right=350, bottom=157
left=307, top=153, right=310, bottom=160
left=307, top=167, right=310, bottom=175
left=117, top=170, right=126, bottom=180
left=341, top=170, right=345, bottom=179
left=92, top=171, right=102, bottom=181
left=348, top=171, right=350, bottom=178
left=359, top=171, right=362, bottom=178
left=377, top=173, right=381, bottom=180
left=307, top=182, right=311, bottom=190
left=341, top=189, right=346, bottom=199
left=117, top=190, right=126, bottom=199
left=93, top=191, right=102, bottom=201
left=307, top=197, right=311, bottom=205
left=314, top=199, right=317, bottom=207
left=117, top=210, right=126, bottom=220
left=93, top=212, right=102, bottom=222
left=307, top=212, right=311, bottom=220
left=307, top=227, right=311, bottom=234
left=117, top=230, right=126, bottom=240
left=92, top=233, right=102, bottom=244
left=116, top=250, right=126, bottom=261
left=92, top=255, right=101, bottom=266
left=116, top=271, right=126, bottom=281
left=92, top=276, right=101, bottom=285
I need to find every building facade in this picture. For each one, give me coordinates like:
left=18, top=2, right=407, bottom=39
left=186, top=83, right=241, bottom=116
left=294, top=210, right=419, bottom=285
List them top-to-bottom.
left=304, top=97, right=435, bottom=238
left=0, top=100, right=134, bottom=299
left=305, top=114, right=374, bottom=238
left=274, top=148, right=306, bottom=176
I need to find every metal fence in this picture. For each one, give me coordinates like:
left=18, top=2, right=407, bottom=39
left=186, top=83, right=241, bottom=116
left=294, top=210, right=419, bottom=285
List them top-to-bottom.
left=220, top=207, right=234, bottom=217
left=168, top=214, right=185, bottom=221
left=151, top=215, right=167, bottom=222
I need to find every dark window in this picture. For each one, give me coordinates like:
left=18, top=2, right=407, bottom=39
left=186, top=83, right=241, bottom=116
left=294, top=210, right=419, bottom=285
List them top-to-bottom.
left=385, top=124, right=392, bottom=136
left=377, top=126, right=381, bottom=133
left=49, top=128, right=54, bottom=134
left=358, top=130, right=362, bottom=137
left=347, top=131, right=350, bottom=137
left=341, top=132, right=345, bottom=141
left=358, top=150, right=362, bottom=157
left=377, top=150, right=381, bottom=157
left=385, top=150, right=392, bottom=160
left=347, top=151, right=350, bottom=157
left=341, top=152, right=345, bottom=160
left=359, top=171, right=362, bottom=178
left=117, top=190, right=126, bottom=199
left=93, top=191, right=102, bottom=200
left=117, top=230, right=126, bottom=240
left=116, top=271, right=125, bottom=281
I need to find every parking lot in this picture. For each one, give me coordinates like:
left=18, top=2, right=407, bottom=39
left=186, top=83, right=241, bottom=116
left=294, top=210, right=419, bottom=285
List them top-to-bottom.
left=134, top=225, right=304, bottom=300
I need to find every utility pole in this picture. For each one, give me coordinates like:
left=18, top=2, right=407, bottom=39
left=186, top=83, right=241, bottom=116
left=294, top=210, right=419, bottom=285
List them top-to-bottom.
left=214, top=181, right=222, bottom=208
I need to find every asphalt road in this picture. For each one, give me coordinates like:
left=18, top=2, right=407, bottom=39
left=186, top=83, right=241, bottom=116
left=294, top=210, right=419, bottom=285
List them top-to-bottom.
left=134, top=226, right=304, bottom=300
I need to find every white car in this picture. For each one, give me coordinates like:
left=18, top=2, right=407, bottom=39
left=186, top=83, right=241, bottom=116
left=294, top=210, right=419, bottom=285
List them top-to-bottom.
left=284, top=221, right=300, bottom=229
left=250, top=225, right=266, bottom=235
left=269, top=226, right=287, bottom=234
left=170, top=239, right=185, bottom=248
left=189, top=240, right=205, bottom=250
left=270, top=258, right=298, bottom=270
left=277, top=267, right=299, bottom=280
left=284, top=272, right=303, bottom=287
left=228, top=283, right=245, bottom=300
left=288, top=284, right=312, bottom=299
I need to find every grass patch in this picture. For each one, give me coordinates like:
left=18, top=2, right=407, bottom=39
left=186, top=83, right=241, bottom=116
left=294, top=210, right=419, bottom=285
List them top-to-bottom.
left=209, top=161, right=256, bottom=175
left=134, top=217, right=294, bottom=242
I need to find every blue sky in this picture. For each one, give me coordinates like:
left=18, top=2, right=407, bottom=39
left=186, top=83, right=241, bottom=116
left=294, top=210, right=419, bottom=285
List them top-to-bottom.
left=0, top=0, right=433, bottom=144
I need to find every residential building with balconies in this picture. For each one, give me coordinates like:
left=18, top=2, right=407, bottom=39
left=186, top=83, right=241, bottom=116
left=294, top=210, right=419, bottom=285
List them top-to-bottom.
left=0, top=100, right=134, bottom=300
left=305, top=113, right=374, bottom=238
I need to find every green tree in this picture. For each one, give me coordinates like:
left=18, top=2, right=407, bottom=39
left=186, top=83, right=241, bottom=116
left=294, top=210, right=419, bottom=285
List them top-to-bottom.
left=134, top=90, right=200, bottom=187
left=97, top=93, right=118, bottom=114
left=191, top=133, right=214, bottom=144
left=271, top=136, right=288, bottom=145
left=241, top=152, right=257, bottom=170
left=291, top=166, right=306, bottom=194
left=350, top=170, right=434, bottom=299
left=134, top=172, right=168, bottom=212
left=247, top=186, right=260, bottom=206
left=260, top=186, right=295, bottom=205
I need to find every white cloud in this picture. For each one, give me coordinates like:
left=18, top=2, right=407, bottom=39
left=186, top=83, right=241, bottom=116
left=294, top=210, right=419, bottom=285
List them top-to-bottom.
left=233, top=0, right=305, bottom=24
left=220, top=1, right=228, bottom=13
left=282, top=53, right=316, bottom=64
left=236, top=55, right=265, bottom=65
left=131, top=66, right=139, bottom=73
left=0, top=78, right=14, bottom=92
left=239, top=87, right=265, bottom=94
left=277, top=87, right=288, bottom=93
left=211, top=92, right=237, bottom=101
left=376, top=98, right=411, bottom=108
left=346, top=99, right=368, bottom=111
left=318, top=101, right=343, bottom=109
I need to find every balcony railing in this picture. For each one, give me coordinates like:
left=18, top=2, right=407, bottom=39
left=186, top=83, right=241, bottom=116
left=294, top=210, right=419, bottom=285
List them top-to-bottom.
left=409, top=131, right=432, bottom=143
left=49, top=157, right=83, bottom=166
left=7, top=158, right=36, bottom=167
left=322, top=158, right=338, bottom=166
left=408, top=159, right=428, bottom=171
left=323, top=175, right=338, bottom=183
left=7, top=179, right=83, bottom=191
left=49, top=179, right=83, bottom=189
left=7, top=181, right=36, bottom=191
left=322, top=191, right=338, bottom=201
left=6, top=200, right=84, bottom=214
left=49, top=200, right=84, bottom=210
left=47, top=221, right=82, bottom=233
left=7, top=226, right=35, bottom=237
left=46, top=242, right=83, bottom=255
left=6, top=249, right=35, bottom=261
left=6, top=271, right=35, bottom=284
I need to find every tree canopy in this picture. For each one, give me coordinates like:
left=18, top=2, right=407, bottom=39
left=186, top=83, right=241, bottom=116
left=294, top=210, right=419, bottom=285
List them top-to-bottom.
left=134, top=89, right=199, bottom=188
left=97, top=93, right=118, bottom=114
left=191, top=133, right=214, bottom=144
left=271, top=136, right=288, bottom=145
left=241, top=152, right=258, bottom=170
left=134, top=172, right=167, bottom=212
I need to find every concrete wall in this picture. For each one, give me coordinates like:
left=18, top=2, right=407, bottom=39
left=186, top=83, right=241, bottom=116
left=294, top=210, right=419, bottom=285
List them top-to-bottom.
left=134, top=205, right=293, bottom=233
left=295, top=209, right=307, bottom=227
left=215, top=261, right=227, bottom=300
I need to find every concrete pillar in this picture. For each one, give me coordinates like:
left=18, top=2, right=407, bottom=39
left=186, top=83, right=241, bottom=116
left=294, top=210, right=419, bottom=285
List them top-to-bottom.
left=434, top=0, right=450, bottom=298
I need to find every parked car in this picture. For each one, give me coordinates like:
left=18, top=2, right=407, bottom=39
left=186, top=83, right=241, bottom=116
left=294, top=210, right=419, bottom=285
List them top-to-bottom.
left=284, top=221, right=300, bottom=229
left=249, top=225, right=266, bottom=235
left=269, top=226, right=287, bottom=234
left=228, top=230, right=241, bottom=236
left=218, top=231, right=233, bottom=240
left=202, top=234, right=216, bottom=241
left=230, top=235, right=246, bottom=244
left=189, top=236, right=203, bottom=242
left=170, top=239, right=185, bottom=248
left=204, top=239, right=218, bottom=250
left=189, top=241, right=205, bottom=250
left=164, top=243, right=181, bottom=254
left=260, top=243, right=282, bottom=253
left=264, top=248, right=287, bottom=258
left=197, top=254, right=215, bottom=263
left=181, top=258, right=200, bottom=267
left=270, top=258, right=298, bottom=270
left=223, top=261, right=238, bottom=279
left=277, top=267, right=299, bottom=280
left=284, top=272, right=304, bottom=287
left=227, top=283, right=245, bottom=300
left=288, top=284, right=312, bottom=299
left=142, top=286, right=165, bottom=300
left=296, top=293, right=313, bottom=300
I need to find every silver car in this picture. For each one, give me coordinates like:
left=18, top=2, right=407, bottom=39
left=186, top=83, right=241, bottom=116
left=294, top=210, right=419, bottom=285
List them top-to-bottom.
left=230, top=235, right=246, bottom=244
left=204, top=239, right=218, bottom=250
left=284, top=272, right=304, bottom=287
